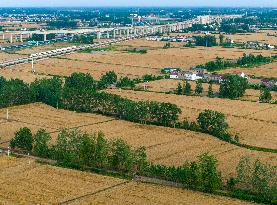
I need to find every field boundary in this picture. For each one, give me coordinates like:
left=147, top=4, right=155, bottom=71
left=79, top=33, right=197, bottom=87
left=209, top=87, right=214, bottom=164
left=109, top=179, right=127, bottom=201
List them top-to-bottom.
left=58, top=181, right=130, bottom=205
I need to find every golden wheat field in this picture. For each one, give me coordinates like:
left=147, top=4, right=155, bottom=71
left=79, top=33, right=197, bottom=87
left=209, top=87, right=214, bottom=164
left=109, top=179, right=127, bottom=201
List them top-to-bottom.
left=2, top=37, right=276, bottom=83
left=0, top=52, right=26, bottom=61
left=137, top=79, right=277, bottom=102
left=107, top=89, right=277, bottom=150
left=0, top=103, right=276, bottom=178
left=0, top=156, right=255, bottom=205
left=0, top=156, right=125, bottom=204
left=74, top=182, right=256, bottom=205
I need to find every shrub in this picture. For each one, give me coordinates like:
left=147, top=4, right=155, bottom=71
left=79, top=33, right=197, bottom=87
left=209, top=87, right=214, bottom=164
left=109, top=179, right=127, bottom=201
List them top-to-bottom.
left=259, top=87, right=272, bottom=103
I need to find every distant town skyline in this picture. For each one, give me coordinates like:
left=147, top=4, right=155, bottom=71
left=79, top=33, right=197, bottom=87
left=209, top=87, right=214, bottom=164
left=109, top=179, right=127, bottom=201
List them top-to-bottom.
left=0, top=0, right=276, bottom=8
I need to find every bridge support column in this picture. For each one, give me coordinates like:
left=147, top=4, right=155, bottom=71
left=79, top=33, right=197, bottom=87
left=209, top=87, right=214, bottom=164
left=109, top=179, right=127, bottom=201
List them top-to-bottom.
left=113, top=29, right=116, bottom=39
left=126, top=29, right=129, bottom=37
left=97, top=31, right=101, bottom=40
left=106, top=31, right=110, bottom=39
left=2, top=33, right=5, bottom=40
left=43, top=33, right=47, bottom=41
left=9, top=34, right=13, bottom=43
left=20, top=34, right=23, bottom=42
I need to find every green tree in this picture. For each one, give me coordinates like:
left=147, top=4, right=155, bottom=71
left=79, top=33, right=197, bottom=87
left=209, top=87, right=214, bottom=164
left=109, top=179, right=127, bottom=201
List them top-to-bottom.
left=219, top=34, right=225, bottom=45
left=163, top=42, right=171, bottom=49
left=99, top=71, right=118, bottom=89
left=64, top=72, right=95, bottom=92
left=219, top=75, right=248, bottom=99
left=30, top=77, right=62, bottom=107
left=116, top=77, right=135, bottom=88
left=0, top=79, right=34, bottom=108
left=195, top=80, right=203, bottom=95
left=184, top=81, right=192, bottom=96
left=176, top=82, right=183, bottom=95
left=208, top=83, right=214, bottom=98
left=259, top=87, right=272, bottom=103
left=197, top=110, right=231, bottom=141
left=10, top=127, right=33, bottom=151
left=33, top=129, right=52, bottom=158
left=93, top=132, right=109, bottom=168
left=109, top=139, right=134, bottom=172
left=198, top=153, right=222, bottom=193
left=236, top=155, right=277, bottom=204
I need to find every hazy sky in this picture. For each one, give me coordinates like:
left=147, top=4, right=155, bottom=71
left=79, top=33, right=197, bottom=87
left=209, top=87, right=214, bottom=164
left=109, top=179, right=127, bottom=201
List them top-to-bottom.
left=0, top=0, right=276, bottom=7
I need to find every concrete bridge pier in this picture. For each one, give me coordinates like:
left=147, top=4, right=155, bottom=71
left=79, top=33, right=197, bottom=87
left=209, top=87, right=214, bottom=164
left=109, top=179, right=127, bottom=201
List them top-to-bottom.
left=113, top=29, right=116, bottom=39
left=126, top=29, right=129, bottom=37
left=97, top=31, right=102, bottom=40
left=43, top=33, right=47, bottom=41
left=9, top=34, right=13, bottom=43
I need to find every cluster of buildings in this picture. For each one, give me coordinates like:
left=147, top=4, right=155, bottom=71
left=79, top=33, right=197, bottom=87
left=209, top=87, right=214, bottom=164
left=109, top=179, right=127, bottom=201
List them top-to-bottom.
left=238, top=41, right=275, bottom=50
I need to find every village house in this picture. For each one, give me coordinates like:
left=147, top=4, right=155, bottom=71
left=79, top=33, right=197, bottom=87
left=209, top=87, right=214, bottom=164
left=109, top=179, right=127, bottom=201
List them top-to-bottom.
left=203, top=74, right=225, bottom=83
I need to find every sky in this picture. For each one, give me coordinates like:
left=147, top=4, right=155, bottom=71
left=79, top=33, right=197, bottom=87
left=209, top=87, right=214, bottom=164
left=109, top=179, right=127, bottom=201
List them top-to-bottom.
left=0, top=0, right=276, bottom=8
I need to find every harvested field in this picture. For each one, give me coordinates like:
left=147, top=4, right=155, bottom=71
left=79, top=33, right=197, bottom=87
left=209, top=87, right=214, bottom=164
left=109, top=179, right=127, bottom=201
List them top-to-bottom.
left=137, top=79, right=277, bottom=102
left=107, top=89, right=277, bottom=150
left=0, top=103, right=276, bottom=178
left=0, top=156, right=255, bottom=205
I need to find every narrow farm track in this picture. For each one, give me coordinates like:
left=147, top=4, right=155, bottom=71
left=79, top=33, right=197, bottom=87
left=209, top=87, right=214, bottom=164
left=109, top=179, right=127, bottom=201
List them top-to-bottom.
left=58, top=181, right=131, bottom=205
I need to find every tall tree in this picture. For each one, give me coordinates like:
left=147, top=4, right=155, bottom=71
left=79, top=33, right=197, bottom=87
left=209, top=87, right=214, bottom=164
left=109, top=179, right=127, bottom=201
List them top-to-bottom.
left=219, top=75, right=248, bottom=99
left=195, top=80, right=203, bottom=95
left=184, top=81, right=192, bottom=96
left=176, top=82, right=183, bottom=95
left=208, top=83, right=214, bottom=98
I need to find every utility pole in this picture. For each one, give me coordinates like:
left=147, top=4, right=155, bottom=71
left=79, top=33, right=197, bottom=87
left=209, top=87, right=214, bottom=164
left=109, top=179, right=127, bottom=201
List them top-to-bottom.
left=6, top=109, right=9, bottom=120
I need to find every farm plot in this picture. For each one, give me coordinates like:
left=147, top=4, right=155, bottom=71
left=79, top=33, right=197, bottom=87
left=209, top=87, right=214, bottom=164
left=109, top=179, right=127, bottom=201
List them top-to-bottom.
left=66, top=45, right=276, bottom=71
left=0, top=52, right=26, bottom=61
left=10, top=56, right=160, bottom=80
left=218, top=61, right=277, bottom=78
left=0, top=68, right=50, bottom=83
left=137, top=79, right=277, bottom=102
left=107, top=89, right=277, bottom=149
left=0, top=103, right=276, bottom=178
left=0, top=156, right=125, bottom=205
left=0, top=156, right=255, bottom=205
left=75, top=182, right=255, bottom=205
